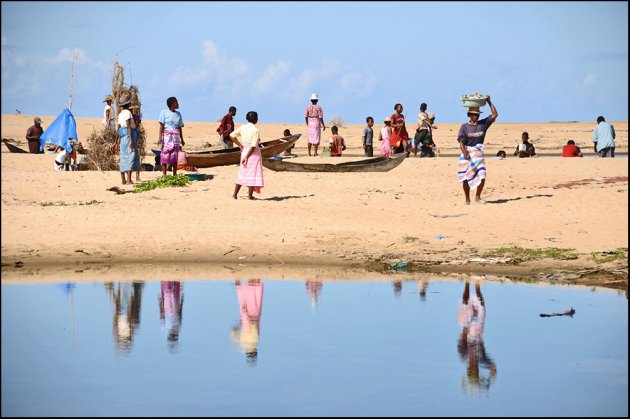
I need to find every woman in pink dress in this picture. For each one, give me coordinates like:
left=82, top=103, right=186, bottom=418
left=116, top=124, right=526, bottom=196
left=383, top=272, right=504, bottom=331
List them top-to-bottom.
left=304, top=93, right=326, bottom=156
left=230, top=111, right=264, bottom=200
left=379, top=116, right=393, bottom=156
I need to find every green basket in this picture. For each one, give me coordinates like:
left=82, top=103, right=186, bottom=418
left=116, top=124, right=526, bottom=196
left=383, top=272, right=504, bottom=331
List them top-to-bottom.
left=461, top=97, right=487, bottom=107
left=185, top=173, right=207, bottom=181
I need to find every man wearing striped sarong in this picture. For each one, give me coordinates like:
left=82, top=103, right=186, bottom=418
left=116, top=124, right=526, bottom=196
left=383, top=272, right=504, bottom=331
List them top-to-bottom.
left=457, top=96, right=498, bottom=205
left=231, top=111, right=264, bottom=200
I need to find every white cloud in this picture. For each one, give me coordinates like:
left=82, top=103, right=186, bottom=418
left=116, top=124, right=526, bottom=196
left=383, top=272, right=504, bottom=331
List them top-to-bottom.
left=1, top=35, right=7, bottom=46
left=167, top=40, right=248, bottom=90
left=52, top=47, right=89, bottom=64
left=253, top=60, right=292, bottom=95
left=283, top=62, right=340, bottom=101
left=338, top=70, right=377, bottom=98
left=582, top=73, right=597, bottom=88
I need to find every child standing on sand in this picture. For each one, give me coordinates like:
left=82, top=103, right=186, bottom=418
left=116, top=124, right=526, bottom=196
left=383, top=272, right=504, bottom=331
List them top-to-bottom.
left=363, top=116, right=374, bottom=157
left=379, top=116, right=393, bottom=156
left=328, top=126, right=346, bottom=157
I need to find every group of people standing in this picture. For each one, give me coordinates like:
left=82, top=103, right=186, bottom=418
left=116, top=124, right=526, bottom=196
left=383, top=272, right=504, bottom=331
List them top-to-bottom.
left=96, top=91, right=618, bottom=204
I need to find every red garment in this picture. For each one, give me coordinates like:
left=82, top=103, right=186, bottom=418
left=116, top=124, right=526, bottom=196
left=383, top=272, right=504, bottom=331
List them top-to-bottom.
left=390, top=113, right=408, bottom=148
left=217, top=114, right=234, bottom=136
left=330, top=134, right=345, bottom=156
left=562, top=144, right=581, bottom=157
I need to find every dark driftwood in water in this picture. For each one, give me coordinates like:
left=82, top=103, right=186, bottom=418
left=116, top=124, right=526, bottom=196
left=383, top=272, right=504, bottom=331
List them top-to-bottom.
left=183, top=135, right=300, bottom=168
left=262, top=152, right=407, bottom=173
left=540, top=307, right=575, bottom=317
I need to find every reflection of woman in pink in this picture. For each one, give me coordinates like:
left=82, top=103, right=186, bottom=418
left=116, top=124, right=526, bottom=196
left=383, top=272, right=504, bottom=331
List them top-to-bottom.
left=231, top=279, right=264, bottom=365
left=305, top=280, right=323, bottom=308
left=159, top=281, right=184, bottom=353
left=457, top=281, right=497, bottom=393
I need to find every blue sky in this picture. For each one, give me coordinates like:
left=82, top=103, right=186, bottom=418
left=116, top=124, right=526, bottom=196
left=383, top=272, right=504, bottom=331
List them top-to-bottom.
left=1, top=1, right=628, bottom=124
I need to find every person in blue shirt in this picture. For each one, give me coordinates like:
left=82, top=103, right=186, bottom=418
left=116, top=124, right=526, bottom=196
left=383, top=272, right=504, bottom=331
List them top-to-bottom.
left=592, top=116, right=616, bottom=158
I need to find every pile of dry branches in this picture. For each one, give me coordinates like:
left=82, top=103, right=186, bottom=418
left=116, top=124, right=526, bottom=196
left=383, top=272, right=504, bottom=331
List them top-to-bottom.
left=83, top=61, right=147, bottom=171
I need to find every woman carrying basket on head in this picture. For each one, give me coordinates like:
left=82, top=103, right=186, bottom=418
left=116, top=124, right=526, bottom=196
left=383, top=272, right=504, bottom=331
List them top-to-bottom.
left=457, top=96, right=498, bottom=205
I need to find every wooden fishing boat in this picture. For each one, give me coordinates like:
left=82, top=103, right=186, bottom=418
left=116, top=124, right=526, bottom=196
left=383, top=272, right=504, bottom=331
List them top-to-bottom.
left=179, top=134, right=300, bottom=168
left=2, top=139, right=29, bottom=153
left=262, top=152, right=407, bottom=173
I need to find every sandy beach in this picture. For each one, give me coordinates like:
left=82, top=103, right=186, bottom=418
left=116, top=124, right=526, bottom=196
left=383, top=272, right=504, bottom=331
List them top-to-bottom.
left=1, top=114, right=627, bottom=289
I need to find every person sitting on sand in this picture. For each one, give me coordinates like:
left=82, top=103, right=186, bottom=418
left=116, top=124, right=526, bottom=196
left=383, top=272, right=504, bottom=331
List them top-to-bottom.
left=328, top=126, right=346, bottom=157
left=283, top=128, right=297, bottom=157
left=514, top=132, right=536, bottom=158
left=562, top=139, right=583, bottom=157
left=53, top=145, right=69, bottom=171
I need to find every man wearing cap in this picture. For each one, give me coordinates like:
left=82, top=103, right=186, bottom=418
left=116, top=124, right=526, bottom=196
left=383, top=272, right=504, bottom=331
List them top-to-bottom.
left=102, top=95, right=115, bottom=130
left=457, top=96, right=498, bottom=204
left=592, top=116, right=616, bottom=158
left=25, top=117, right=44, bottom=154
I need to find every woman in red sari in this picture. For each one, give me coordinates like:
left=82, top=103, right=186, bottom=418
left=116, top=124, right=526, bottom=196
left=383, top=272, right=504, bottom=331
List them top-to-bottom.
left=390, top=103, right=409, bottom=154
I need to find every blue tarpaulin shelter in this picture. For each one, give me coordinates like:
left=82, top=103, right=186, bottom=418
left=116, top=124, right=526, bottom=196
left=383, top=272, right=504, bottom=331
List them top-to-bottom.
left=39, top=108, right=78, bottom=153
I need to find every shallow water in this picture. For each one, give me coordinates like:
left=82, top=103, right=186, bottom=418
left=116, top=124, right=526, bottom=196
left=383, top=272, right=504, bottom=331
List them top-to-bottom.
left=1, top=278, right=627, bottom=416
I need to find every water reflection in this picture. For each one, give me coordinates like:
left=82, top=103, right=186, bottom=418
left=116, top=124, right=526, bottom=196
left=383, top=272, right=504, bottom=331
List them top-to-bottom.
left=231, top=279, right=264, bottom=365
left=417, top=279, right=428, bottom=301
left=305, top=280, right=323, bottom=307
left=392, top=280, right=403, bottom=296
left=457, top=280, right=497, bottom=393
left=105, top=281, right=144, bottom=356
left=159, top=281, right=184, bottom=354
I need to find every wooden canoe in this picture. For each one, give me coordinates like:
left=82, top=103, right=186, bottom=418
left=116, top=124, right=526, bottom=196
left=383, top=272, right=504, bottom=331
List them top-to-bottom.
left=184, top=134, right=300, bottom=168
left=2, top=139, right=29, bottom=153
left=262, top=152, right=407, bottom=172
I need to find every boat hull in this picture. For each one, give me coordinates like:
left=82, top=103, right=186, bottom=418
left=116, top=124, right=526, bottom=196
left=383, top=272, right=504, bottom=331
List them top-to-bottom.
left=262, top=153, right=407, bottom=172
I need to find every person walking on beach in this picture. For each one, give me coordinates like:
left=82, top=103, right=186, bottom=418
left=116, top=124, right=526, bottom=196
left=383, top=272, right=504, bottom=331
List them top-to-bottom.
left=305, top=93, right=326, bottom=156
left=102, top=95, right=116, bottom=130
left=457, top=96, right=498, bottom=204
left=114, top=97, right=140, bottom=185
left=158, top=97, right=185, bottom=176
left=390, top=103, right=409, bottom=154
left=413, top=103, right=435, bottom=157
left=217, top=106, right=237, bottom=149
left=230, top=111, right=264, bottom=200
left=419, top=112, right=438, bottom=157
left=363, top=116, right=374, bottom=157
left=379, top=116, right=393, bottom=156
left=592, top=116, right=616, bottom=157
left=25, top=117, right=44, bottom=154
left=328, top=126, right=346, bottom=157
left=514, top=132, right=536, bottom=158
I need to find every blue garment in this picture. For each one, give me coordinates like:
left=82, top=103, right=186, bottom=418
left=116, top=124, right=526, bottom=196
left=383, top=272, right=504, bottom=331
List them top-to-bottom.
left=39, top=108, right=78, bottom=153
left=158, top=109, right=184, bottom=129
left=457, top=116, right=495, bottom=147
left=592, top=121, right=615, bottom=151
left=118, top=127, right=140, bottom=172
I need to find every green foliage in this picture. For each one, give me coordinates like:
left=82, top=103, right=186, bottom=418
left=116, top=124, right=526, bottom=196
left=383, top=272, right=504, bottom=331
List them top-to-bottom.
left=132, top=174, right=190, bottom=193
left=41, top=200, right=102, bottom=207
left=403, top=236, right=418, bottom=243
left=491, top=246, right=578, bottom=261
left=590, top=249, right=627, bottom=263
